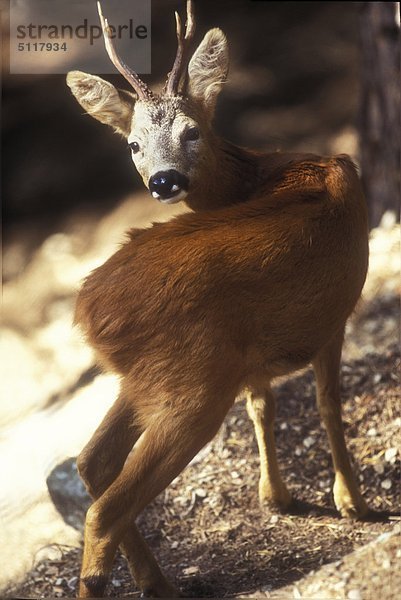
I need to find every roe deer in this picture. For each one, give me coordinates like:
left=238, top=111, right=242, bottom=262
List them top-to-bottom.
left=67, top=1, right=370, bottom=597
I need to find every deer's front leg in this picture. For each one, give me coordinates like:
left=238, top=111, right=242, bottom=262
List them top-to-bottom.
left=313, top=327, right=368, bottom=519
left=246, top=386, right=292, bottom=510
left=77, top=393, right=179, bottom=598
left=79, top=393, right=233, bottom=598
left=79, top=519, right=177, bottom=600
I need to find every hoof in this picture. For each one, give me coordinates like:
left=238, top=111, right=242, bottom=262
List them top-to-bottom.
left=333, top=479, right=369, bottom=520
left=259, top=483, right=292, bottom=513
left=336, top=499, right=370, bottom=520
left=79, top=575, right=108, bottom=597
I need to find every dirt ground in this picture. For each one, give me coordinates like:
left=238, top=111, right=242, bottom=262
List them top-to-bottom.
left=5, top=296, right=400, bottom=599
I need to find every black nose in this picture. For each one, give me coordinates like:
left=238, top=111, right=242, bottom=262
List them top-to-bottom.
left=149, top=170, right=189, bottom=200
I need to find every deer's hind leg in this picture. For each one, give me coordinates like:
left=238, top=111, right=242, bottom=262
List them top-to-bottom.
left=313, top=327, right=368, bottom=519
left=79, top=384, right=235, bottom=599
left=246, top=386, right=292, bottom=510
left=77, top=390, right=179, bottom=598
left=77, top=391, right=139, bottom=498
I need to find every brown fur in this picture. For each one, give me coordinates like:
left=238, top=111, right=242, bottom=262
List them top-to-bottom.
left=68, top=4, right=370, bottom=597
left=74, top=151, right=369, bottom=598
left=76, top=154, right=367, bottom=387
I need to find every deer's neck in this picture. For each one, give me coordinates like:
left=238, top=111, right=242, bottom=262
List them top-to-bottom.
left=186, top=138, right=261, bottom=211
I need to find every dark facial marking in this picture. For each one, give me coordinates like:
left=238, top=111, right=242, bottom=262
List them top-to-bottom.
left=149, top=97, right=188, bottom=126
left=150, top=102, right=172, bottom=126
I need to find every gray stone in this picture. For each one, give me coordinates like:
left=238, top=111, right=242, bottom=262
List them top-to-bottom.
left=46, top=457, right=91, bottom=531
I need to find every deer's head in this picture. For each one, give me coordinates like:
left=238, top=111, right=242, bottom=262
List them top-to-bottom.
left=67, top=1, right=228, bottom=205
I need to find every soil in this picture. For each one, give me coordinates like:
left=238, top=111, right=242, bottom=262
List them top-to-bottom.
left=5, top=329, right=400, bottom=598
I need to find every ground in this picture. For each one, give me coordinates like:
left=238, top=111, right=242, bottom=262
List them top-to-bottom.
left=5, top=328, right=400, bottom=598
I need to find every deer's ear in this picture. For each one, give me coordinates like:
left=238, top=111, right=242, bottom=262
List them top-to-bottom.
left=187, top=28, right=229, bottom=117
left=66, top=71, right=134, bottom=136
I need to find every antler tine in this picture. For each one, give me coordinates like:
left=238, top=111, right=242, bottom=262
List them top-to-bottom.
left=165, top=0, right=196, bottom=96
left=184, top=0, right=196, bottom=42
left=97, top=2, right=154, bottom=101
left=175, top=10, right=183, bottom=41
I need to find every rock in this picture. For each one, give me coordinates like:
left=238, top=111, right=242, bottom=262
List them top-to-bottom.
left=384, top=447, right=397, bottom=463
left=46, top=457, right=91, bottom=531
left=373, top=461, right=385, bottom=474
left=183, top=566, right=200, bottom=576
left=67, top=576, right=79, bottom=591
left=53, top=586, right=65, bottom=596
left=347, top=589, right=362, bottom=600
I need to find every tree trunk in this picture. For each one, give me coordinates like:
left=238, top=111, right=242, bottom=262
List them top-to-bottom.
left=359, top=2, right=400, bottom=228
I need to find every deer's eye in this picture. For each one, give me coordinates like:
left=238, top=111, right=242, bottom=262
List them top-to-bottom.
left=183, top=127, right=200, bottom=142
left=129, top=141, right=140, bottom=154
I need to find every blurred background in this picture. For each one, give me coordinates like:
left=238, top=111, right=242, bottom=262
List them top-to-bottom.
left=1, top=0, right=400, bottom=595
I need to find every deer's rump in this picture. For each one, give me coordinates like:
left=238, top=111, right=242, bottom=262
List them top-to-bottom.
left=75, top=158, right=368, bottom=378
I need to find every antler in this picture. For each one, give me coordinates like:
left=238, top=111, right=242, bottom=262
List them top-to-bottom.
left=165, top=0, right=196, bottom=96
left=97, top=1, right=154, bottom=101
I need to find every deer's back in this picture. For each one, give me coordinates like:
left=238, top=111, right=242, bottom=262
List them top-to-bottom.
left=75, top=155, right=368, bottom=380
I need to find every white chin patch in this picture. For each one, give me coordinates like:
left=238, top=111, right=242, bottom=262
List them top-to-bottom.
left=160, top=189, right=188, bottom=204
